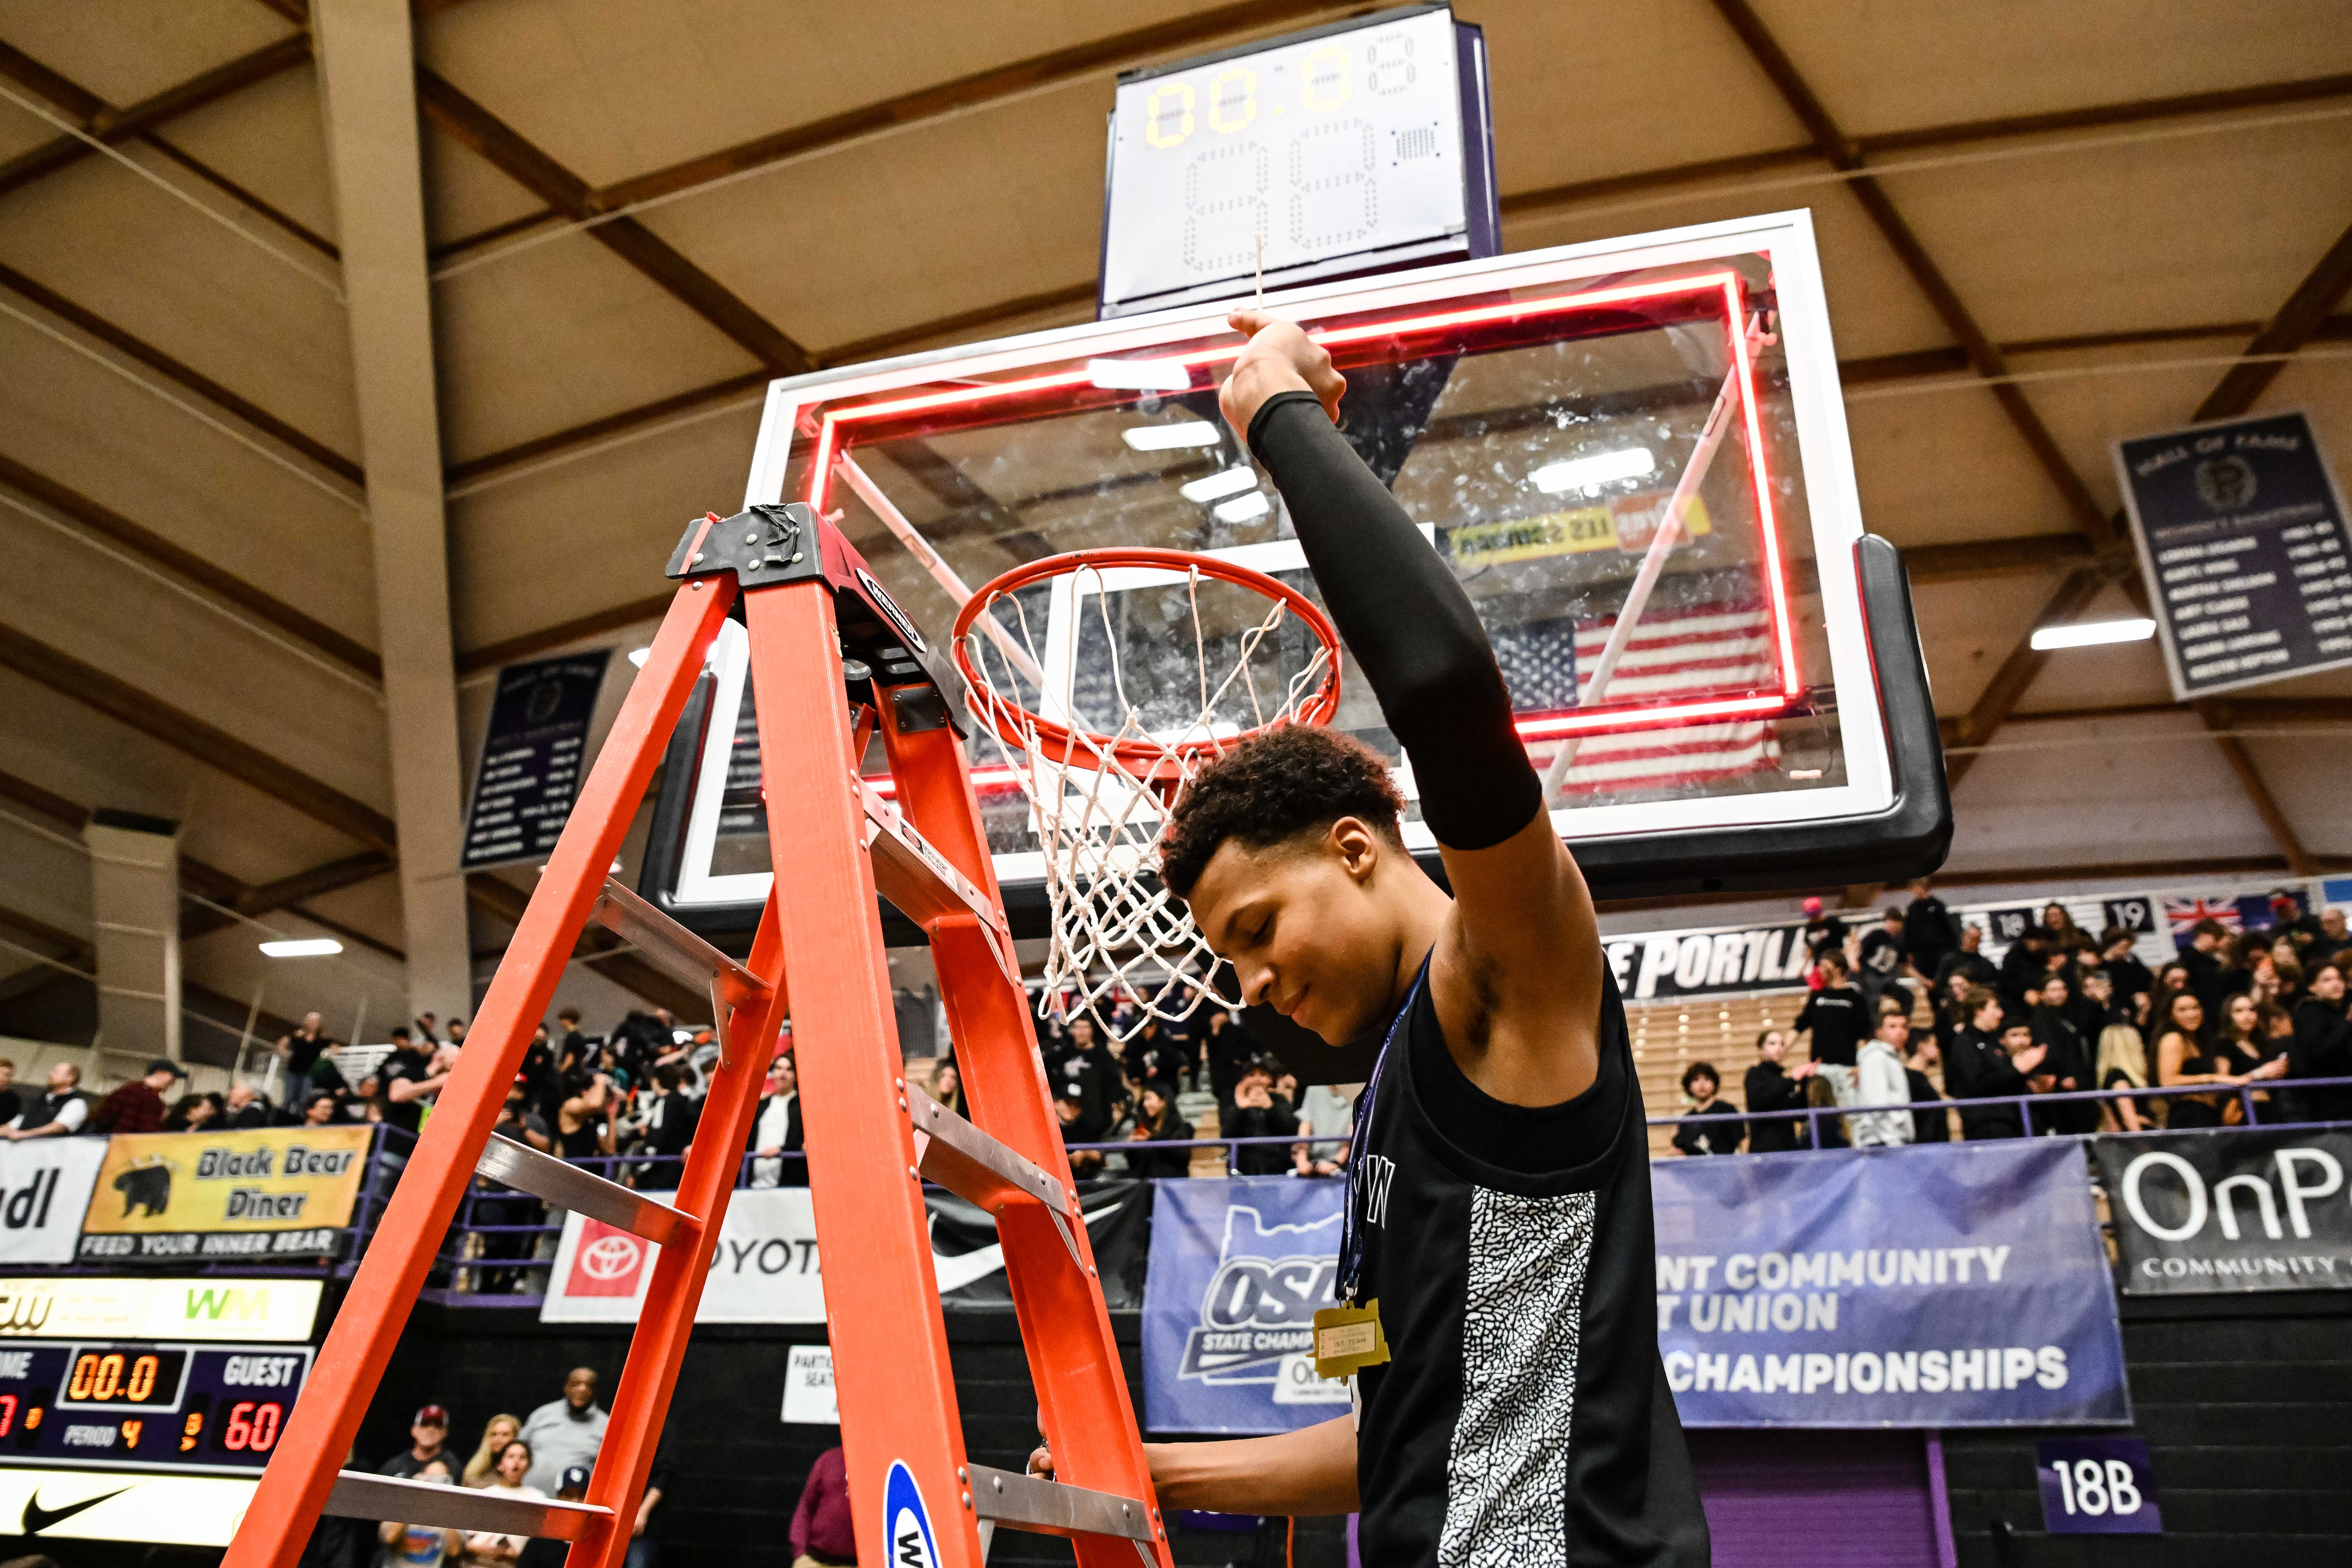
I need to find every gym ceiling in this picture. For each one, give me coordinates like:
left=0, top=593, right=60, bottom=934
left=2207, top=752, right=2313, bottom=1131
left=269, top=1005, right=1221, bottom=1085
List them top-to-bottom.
left=0, top=0, right=2344, bottom=1054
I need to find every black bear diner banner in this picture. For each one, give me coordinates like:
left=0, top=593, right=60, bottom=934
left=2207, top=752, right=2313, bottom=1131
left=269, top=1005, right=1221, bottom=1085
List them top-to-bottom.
left=2114, top=410, right=2352, bottom=699
left=461, top=651, right=612, bottom=870
left=2092, top=1127, right=2352, bottom=1295
left=77, top=1129, right=372, bottom=1263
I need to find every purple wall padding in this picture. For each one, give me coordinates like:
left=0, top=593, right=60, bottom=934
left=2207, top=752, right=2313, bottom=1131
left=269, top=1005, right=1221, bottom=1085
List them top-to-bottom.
left=1687, top=1429, right=1944, bottom=1567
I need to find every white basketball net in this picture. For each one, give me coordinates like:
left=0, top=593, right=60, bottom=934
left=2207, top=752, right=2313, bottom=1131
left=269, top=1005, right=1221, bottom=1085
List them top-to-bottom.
left=960, top=562, right=1334, bottom=1044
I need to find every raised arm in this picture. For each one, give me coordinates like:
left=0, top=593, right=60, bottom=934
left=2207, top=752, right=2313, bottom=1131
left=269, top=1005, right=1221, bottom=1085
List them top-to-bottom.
left=1222, top=312, right=1602, bottom=1105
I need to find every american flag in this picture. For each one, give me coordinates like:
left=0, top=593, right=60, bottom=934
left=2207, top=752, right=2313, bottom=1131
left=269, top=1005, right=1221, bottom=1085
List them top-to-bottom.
left=1500, top=601, right=1780, bottom=796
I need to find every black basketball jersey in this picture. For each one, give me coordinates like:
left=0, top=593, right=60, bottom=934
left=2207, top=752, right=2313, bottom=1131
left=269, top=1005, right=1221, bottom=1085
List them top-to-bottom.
left=1350, top=960, right=1708, bottom=1567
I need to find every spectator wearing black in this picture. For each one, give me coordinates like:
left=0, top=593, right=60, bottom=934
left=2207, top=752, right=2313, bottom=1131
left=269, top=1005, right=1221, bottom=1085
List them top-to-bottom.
left=1900, top=877, right=1959, bottom=985
left=1799, top=897, right=1847, bottom=971
left=1856, top=907, right=1913, bottom=1017
left=2178, top=918, right=2232, bottom=1016
left=1933, top=922, right=1997, bottom=996
left=2097, top=928, right=2155, bottom=1008
left=1997, top=929, right=2049, bottom=1018
left=1794, top=952, right=1867, bottom=1069
left=2289, top=961, right=2352, bottom=1120
left=2029, top=975, right=2097, bottom=1134
left=1945, top=989, right=2037, bottom=1140
left=2152, top=990, right=2232, bottom=1130
left=1202, top=1008, right=1255, bottom=1111
left=555, top=1009, right=592, bottom=1073
left=276, top=1012, right=334, bottom=1100
left=1051, top=1018, right=1123, bottom=1132
left=518, top=1025, right=560, bottom=1126
left=1743, top=1028, right=1816, bottom=1154
left=1902, top=1029, right=1949, bottom=1143
left=382, top=1039, right=456, bottom=1137
left=750, top=1053, right=803, bottom=1188
left=91, top=1059, right=185, bottom=1135
left=929, top=1059, right=968, bottom=1119
left=0, top=1060, right=22, bottom=1130
left=1226, top=1061, right=1299, bottom=1176
left=3, top=1062, right=83, bottom=1141
left=639, top=1063, right=701, bottom=1181
left=1670, top=1063, right=1744, bottom=1156
left=554, top=1070, right=615, bottom=1161
left=224, top=1080, right=273, bottom=1128
left=1125, top=1081, right=1197, bottom=1180
left=1057, top=1083, right=1110, bottom=1177
left=298, top=1089, right=340, bottom=1127
left=163, top=1091, right=224, bottom=1132
left=382, top=1404, right=453, bottom=1480
left=625, top=1432, right=674, bottom=1568
left=515, top=1468, right=589, bottom=1568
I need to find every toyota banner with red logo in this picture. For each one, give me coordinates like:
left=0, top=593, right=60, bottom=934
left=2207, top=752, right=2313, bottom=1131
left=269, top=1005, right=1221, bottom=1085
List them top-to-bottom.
left=539, top=1181, right=1149, bottom=1324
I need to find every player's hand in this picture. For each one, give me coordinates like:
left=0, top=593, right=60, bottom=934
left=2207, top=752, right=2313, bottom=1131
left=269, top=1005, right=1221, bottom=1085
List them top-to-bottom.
left=1221, top=310, right=1345, bottom=444
left=1027, top=1442, right=1054, bottom=1480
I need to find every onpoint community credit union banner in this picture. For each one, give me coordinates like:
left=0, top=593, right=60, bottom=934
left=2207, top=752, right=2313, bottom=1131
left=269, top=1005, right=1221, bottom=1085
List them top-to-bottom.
left=2092, top=1127, right=2352, bottom=1295
left=77, top=1128, right=371, bottom=1263
left=0, top=1139, right=106, bottom=1265
left=1654, top=1140, right=2129, bottom=1427
left=1140, top=1177, right=1349, bottom=1435
left=541, top=1182, right=1148, bottom=1324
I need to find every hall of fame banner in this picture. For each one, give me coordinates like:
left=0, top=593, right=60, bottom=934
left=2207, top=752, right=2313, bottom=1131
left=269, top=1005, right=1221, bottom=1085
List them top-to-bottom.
left=77, top=1128, right=371, bottom=1263
left=1653, top=1140, right=2130, bottom=1427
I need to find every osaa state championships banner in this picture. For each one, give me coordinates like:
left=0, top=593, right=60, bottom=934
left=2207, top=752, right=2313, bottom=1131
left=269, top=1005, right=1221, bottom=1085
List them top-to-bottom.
left=1654, top=1140, right=2129, bottom=1427
left=1140, top=1144, right=2130, bottom=1434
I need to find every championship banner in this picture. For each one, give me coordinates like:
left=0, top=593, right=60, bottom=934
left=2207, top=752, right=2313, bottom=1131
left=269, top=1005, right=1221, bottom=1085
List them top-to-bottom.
left=2091, top=1127, right=2352, bottom=1295
left=77, top=1128, right=370, bottom=1263
left=0, top=1140, right=106, bottom=1265
left=1654, top=1141, right=2129, bottom=1427
left=1139, top=1177, right=1349, bottom=1436
left=541, top=1181, right=1148, bottom=1324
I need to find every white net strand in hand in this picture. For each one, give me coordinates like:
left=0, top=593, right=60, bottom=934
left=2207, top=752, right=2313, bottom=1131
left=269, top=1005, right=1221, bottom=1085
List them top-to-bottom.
left=956, top=555, right=1338, bottom=1044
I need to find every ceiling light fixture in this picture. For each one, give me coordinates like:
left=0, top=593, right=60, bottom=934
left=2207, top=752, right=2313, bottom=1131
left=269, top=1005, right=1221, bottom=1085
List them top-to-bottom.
left=1121, top=421, right=1222, bottom=452
left=1530, top=447, right=1657, bottom=496
left=1179, top=467, right=1260, bottom=503
left=1212, top=492, right=1271, bottom=524
left=2029, top=618, right=2157, bottom=651
left=260, top=938, right=343, bottom=959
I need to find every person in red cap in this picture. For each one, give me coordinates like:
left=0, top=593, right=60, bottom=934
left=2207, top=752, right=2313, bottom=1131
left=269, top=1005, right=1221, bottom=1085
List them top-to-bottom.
left=1800, top=897, right=1848, bottom=989
left=381, top=1403, right=452, bottom=1480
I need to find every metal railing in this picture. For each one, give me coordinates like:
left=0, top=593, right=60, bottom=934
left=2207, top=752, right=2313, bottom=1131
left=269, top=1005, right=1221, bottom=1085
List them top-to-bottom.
left=1645, top=1072, right=2352, bottom=1147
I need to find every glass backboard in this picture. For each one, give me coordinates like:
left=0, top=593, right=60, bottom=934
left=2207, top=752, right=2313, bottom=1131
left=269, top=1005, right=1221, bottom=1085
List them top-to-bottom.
left=640, top=210, right=1948, bottom=937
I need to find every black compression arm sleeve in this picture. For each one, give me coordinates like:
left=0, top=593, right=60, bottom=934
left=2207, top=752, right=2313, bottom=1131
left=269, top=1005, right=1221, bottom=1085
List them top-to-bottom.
left=1249, top=389, right=1542, bottom=850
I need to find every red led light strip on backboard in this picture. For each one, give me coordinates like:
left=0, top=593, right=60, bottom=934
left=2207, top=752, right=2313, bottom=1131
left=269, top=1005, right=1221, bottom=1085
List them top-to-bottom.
left=803, top=268, right=1805, bottom=736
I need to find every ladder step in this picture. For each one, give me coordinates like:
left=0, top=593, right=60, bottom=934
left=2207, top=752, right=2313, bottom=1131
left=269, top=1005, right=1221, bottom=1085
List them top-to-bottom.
left=856, top=777, right=1016, bottom=979
left=590, top=877, right=768, bottom=999
left=905, top=1087, right=1069, bottom=1217
left=475, top=1133, right=696, bottom=1246
left=967, top=1465, right=1158, bottom=1544
left=323, top=1470, right=613, bottom=1541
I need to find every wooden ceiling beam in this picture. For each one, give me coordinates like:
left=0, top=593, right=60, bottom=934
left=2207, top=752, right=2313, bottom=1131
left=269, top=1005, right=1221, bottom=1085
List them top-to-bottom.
left=1707, top=0, right=2116, bottom=550
left=0, top=35, right=312, bottom=198
left=414, top=68, right=813, bottom=374
left=2194, top=215, right=2352, bottom=421
left=0, top=266, right=362, bottom=484
left=0, top=452, right=380, bottom=679
left=1901, top=532, right=2095, bottom=583
left=456, top=593, right=675, bottom=676
left=0, top=620, right=396, bottom=851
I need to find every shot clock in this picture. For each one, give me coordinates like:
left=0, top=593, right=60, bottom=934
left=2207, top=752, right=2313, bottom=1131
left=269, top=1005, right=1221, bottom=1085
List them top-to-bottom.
left=1098, top=3, right=1496, bottom=317
left=0, top=1342, right=310, bottom=1474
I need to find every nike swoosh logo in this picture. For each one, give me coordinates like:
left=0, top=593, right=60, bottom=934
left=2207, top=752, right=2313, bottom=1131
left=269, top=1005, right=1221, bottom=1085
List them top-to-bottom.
left=928, top=1203, right=1117, bottom=1294
left=24, top=1485, right=132, bottom=1535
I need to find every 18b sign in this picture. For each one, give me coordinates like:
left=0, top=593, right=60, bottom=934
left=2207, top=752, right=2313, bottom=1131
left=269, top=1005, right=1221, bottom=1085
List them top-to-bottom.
left=2036, top=1438, right=2160, bottom=1534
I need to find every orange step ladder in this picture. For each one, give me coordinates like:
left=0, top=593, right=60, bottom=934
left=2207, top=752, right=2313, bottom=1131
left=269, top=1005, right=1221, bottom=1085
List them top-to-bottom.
left=227, top=503, right=1174, bottom=1568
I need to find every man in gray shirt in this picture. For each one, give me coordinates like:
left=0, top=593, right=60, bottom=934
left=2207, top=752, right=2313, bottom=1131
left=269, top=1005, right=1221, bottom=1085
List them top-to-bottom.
left=519, top=1366, right=607, bottom=1495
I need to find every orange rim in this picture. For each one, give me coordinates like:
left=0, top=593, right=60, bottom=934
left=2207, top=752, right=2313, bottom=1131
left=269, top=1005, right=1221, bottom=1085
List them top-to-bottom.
left=950, top=547, right=1343, bottom=774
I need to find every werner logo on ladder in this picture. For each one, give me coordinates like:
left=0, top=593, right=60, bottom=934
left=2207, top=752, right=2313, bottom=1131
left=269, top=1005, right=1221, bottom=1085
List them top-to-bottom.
left=227, top=503, right=1176, bottom=1568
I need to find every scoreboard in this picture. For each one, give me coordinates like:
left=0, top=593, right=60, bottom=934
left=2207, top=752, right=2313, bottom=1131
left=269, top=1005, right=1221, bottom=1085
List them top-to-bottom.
left=0, top=1342, right=309, bottom=1475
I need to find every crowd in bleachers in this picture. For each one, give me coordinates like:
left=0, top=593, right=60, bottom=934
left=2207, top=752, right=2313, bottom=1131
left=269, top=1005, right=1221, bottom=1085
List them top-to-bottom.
left=1664, top=879, right=2352, bottom=1153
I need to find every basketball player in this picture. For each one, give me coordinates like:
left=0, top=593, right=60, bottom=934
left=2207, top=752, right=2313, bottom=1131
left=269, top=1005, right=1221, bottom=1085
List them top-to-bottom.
left=1035, top=311, right=1707, bottom=1564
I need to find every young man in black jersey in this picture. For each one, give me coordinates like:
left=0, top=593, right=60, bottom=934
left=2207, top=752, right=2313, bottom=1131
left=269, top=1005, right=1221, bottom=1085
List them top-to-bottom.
left=1038, top=313, right=1707, bottom=1565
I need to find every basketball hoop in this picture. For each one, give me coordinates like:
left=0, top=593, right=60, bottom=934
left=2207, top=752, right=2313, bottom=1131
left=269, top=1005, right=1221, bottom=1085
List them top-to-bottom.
left=951, top=548, right=1342, bottom=1042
